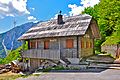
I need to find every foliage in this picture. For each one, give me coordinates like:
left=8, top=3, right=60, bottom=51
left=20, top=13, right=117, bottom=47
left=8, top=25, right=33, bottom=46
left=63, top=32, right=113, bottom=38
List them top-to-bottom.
left=83, top=0, right=120, bottom=51
left=102, top=30, right=120, bottom=45
left=0, top=41, right=28, bottom=64
left=1, top=47, right=21, bottom=64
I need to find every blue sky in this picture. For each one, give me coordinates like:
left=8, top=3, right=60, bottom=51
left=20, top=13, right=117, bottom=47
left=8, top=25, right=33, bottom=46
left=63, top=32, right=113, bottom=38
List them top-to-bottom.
left=0, top=0, right=100, bottom=33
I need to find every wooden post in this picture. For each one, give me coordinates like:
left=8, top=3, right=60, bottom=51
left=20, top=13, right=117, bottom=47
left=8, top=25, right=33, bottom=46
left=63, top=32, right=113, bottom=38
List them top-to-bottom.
left=77, top=36, right=79, bottom=58
left=59, top=38, right=61, bottom=58
left=28, top=40, right=30, bottom=49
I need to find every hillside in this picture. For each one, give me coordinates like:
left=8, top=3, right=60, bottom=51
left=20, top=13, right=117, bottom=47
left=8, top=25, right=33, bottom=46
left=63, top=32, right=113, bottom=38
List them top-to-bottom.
left=83, top=0, right=120, bottom=51
left=0, top=22, right=37, bottom=58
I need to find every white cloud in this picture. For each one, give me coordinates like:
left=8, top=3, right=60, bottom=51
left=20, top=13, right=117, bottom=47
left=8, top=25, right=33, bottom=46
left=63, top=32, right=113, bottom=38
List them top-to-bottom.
left=0, top=0, right=30, bottom=18
left=68, top=0, right=100, bottom=16
left=81, top=0, right=100, bottom=8
left=68, top=4, right=84, bottom=16
left=30, top=8, right=35, bottom=11
left=51, top=13, right=68, bottom=20
left=27, top=15, right=38, bottom=23
left=28, top=16, right=36, bottom=21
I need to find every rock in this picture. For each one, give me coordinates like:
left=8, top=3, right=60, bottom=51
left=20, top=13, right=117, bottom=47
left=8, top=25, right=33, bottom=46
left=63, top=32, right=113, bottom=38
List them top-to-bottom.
left=114, top=59, right=120, bottom=63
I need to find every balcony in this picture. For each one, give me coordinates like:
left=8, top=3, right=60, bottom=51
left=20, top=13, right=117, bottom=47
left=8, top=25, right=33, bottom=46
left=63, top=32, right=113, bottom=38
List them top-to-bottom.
left=22, top=49, right=60, bottom=60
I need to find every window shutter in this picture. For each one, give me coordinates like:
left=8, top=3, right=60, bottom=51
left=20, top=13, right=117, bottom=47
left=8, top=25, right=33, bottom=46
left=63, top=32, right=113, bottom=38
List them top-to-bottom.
left=66, top=39, right=74, bottom=48
left=81, top=39, right=84, bottom=48
left=44, top=40, right=49, bottom=49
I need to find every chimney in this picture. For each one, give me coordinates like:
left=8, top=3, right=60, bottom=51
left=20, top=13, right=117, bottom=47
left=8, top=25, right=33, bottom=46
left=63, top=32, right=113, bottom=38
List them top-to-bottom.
left=57, top=11, right=63, bottom=24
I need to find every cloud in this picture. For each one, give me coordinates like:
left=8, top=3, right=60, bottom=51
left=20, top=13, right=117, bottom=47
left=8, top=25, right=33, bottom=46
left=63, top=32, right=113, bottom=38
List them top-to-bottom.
left=0, top=0, right=30, bottom=18
left=68, top=0, right=100, bottom=16
left=81, top=0, right=100, bottom=8
left=68, top=4, right=84, bottom=16
left=30, top=8, right=35, bottom=11
left=51, top=13, right=68, bottom=20
left=27, top=15, right=38, bottom=23
left=28, top=16, right=36, bottom=21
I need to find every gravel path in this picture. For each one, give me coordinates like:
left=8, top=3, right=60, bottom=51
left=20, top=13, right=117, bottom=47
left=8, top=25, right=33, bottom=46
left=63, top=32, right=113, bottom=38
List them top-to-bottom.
left=17, top=69, right=120, bottom=80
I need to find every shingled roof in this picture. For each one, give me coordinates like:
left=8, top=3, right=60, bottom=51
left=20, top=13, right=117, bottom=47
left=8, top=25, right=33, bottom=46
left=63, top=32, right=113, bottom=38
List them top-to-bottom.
left=18, top=14, right=100, bottom=40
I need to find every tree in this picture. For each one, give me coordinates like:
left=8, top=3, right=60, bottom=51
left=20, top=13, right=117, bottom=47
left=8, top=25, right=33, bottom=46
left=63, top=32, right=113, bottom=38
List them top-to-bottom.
left=83, top=0, right=120, bottom=52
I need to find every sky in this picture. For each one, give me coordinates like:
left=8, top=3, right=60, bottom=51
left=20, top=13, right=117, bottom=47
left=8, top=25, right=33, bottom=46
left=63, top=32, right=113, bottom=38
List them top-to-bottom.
left=0, top=0, right=100, bottom=33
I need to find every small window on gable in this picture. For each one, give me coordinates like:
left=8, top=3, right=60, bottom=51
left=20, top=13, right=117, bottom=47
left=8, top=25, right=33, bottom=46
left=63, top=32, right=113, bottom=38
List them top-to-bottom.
left=66, top=39, right=74, bottom=48
left=30, top=40, right=36, bottom=49
left=44, top=40, right=49, bottom=49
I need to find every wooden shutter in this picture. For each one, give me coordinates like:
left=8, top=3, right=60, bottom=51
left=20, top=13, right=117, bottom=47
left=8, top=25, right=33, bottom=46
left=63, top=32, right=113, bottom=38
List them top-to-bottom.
left=66, top=39, right=74, bottom=48
left=81, top=39, right=84, bottom=48
left=44, top=40, right=49, bottom=49
left=86, top=41, right=89, bottom=48
left=90, top=41, right=92, bottom=48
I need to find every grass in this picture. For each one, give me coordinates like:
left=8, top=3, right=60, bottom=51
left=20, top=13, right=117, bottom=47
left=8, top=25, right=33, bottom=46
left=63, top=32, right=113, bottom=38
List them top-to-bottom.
left=42, top=66, right=66, bottom=72
left=0, top=71, right=42, bottom=80
left=0, top=72, right=21, bottom=80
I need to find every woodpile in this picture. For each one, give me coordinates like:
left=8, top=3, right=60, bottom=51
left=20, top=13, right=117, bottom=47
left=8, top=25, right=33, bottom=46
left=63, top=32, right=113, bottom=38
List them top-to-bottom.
left=0, top=60, right=25, bottom=74
left=11, top=61, right=21, bottom=73
left=0, top=64, right=11, bottom=74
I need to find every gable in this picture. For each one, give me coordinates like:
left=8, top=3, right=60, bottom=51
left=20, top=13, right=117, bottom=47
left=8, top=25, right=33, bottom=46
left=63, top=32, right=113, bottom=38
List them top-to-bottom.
left=89, top=19, right=101, bottom=39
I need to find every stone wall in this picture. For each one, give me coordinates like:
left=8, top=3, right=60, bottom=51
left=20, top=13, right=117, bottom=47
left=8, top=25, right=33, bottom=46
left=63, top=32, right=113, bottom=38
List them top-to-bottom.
left=101, top=44, right=120, bottom=58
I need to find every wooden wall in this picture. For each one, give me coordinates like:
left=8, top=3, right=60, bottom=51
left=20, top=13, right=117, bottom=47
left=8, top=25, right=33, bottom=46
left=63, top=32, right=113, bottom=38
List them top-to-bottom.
left=79, top=27, right=94, bottom=58
left=29, top=58, right=45, bottom=71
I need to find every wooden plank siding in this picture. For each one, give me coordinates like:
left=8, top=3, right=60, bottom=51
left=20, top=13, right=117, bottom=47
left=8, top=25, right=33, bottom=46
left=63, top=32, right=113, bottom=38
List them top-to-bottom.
left=22, top=35, right=94, bottom=60
left=22, top=49, right=60, bottom=60
left=61, top=49, right=77, bottom=58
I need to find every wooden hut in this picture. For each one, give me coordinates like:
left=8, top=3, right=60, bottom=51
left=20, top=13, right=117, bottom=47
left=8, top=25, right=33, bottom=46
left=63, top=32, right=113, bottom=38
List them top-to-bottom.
left=18, top=13, right=100, bottom=70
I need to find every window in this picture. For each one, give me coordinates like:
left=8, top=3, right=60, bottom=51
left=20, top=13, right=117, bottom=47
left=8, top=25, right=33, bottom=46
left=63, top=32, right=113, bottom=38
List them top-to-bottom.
left=66, top=39, right=74, bottom=48
left=81, top=39, right=84, bottom=48
left=30, top=40, right=36, bottom=49
left=37, top=40, right=41, bottom=49
left=44, top=40, right=49, bottom=49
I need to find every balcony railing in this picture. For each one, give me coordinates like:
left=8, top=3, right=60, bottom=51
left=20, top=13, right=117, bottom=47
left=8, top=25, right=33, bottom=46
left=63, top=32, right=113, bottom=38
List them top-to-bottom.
left=22, top=49, right=60, bottom=60
left=61, top=49, right=77, bottom=58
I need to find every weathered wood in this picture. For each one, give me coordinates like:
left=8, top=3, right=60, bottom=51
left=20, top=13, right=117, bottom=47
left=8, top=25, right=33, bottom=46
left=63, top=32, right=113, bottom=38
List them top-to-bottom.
left=22, top=49, right=60, bottom=60
left=61, top=49, right=77, bottom=58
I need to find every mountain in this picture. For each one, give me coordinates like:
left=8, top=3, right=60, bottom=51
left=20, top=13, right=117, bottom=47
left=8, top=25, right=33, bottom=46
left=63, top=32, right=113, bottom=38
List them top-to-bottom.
left=0, top=22, right=37, bottom=58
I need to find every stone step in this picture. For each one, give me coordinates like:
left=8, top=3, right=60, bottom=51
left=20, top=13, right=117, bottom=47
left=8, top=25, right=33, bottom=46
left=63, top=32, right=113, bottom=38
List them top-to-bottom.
left=67, top=58, right=79, bottom=64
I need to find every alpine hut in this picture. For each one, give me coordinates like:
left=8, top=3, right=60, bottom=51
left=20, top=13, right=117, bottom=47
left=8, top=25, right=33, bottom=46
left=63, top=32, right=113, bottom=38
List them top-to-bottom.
left=18, top=12, right=100, bottom=70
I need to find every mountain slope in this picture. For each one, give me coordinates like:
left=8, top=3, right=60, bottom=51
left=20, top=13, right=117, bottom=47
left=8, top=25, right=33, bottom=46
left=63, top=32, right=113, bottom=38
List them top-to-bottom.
left=0, top=22, right=37, bottom=58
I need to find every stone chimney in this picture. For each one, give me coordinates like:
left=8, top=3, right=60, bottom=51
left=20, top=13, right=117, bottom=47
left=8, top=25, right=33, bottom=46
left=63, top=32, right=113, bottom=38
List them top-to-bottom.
left=57, top=11, right=63, bottom=24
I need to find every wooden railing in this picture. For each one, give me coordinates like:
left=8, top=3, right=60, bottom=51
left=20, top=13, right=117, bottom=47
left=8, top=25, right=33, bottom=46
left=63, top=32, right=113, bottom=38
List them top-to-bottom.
left=22, top=49, right=60, bottom=60
left=61, top=49, right=77, bottom=58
